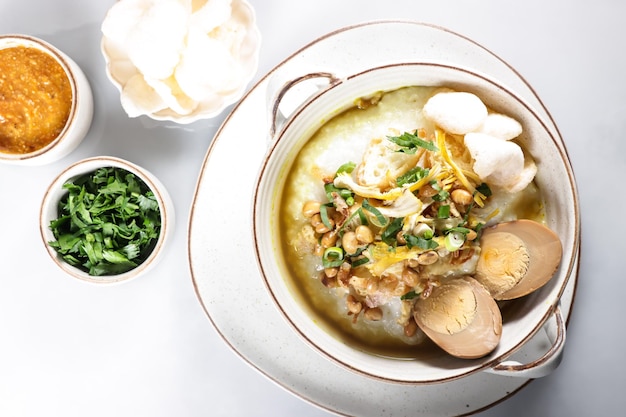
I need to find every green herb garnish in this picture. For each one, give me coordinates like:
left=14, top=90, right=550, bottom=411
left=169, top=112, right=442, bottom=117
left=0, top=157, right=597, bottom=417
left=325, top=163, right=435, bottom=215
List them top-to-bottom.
left=387, top=131, right=438, bottom=153
left=335, top=161, right=356, bottom=176
left=396, top=166, right=430, bottom=187
left=48, top=167, right=161, bottom=276
left=430, top=181, right=450, bottom=202
left=475, top=182, right=492, bottom=198
left=324, top=183, right=354, bottom=206
left=361, top=199, right=388, bottom=226
left=319, top=204, right=333, bottom=229
left=437, top=205, right=450, bottom=219
left=337, top=207, right=365, bottom=237
left=381, top=217, right=404, bottom=245
left=474, top=222, right=486, bottom=240
left=445, top=226, right=472, bottom=235
left=404, top=234, right=439, bottom=250
left=350, top=256, right=370, bottom=268
left=401, top=290, right=420, bottom=300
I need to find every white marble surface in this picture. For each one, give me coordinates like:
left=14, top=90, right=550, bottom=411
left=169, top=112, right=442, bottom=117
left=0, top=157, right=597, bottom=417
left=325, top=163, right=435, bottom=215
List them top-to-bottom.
left=0, top=1, right=622, bottom=416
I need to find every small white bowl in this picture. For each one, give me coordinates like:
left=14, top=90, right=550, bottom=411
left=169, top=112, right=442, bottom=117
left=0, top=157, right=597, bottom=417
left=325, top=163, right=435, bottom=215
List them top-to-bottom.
left=101, top=0, right=261, bottom=124
left=0, top=34, right=93, bottom=165
left=40, top=156, right=175, bottom=284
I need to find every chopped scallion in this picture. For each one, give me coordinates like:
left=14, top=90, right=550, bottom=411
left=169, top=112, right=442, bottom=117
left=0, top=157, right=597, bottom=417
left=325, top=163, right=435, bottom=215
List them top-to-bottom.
left=387, top=131, right=439, bottom=153
left=335, top=161, right=356, bottom=176
left=396, top=166, right=430, bottom=187
left=431, top=181, right=450, bottom=202
left=476, top=182, right=492, bottom=197
left=324, top=183, right=354, bottom=204
left=361, top=199, right=388, bottom=226
left=319, top=204, right=332, bottom=229
left=438, top=205, right=450, bottom=218
left=381, top=217, right=404, bottom=245
left=413, top=223, right=433, bottom=239
left=446, top=226, right=471, bottom=235
left=444, top=231, right=465, bottom=251
left=405, top=234, right=439, bottom=250
left=322, top=247, right=344, bottom=268
left=351, top=256, right=370, bottom=267
left=401, top=290, right=420, bottom=300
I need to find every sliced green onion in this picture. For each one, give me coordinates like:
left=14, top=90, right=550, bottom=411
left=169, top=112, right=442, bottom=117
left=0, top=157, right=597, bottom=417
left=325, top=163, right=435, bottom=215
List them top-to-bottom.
left=387, top=131, right=439, bottom=152
left=335, top=161, right=356, bottom=176
left=396, top=166, right=429, bottom=187
left=430, top=180, right=450, bottom=202
left=475, top=182, right=492, bottom=197
left=324, top=183, right=354, bottom=205
left=340, top=189, right=354, bottom=200
left=362, top=199, right=388, bottom=226
left=462, top=200, right=475, bottom=225
left=319, top=204, right=332, bottom=230
left=437, top=205, right=450, bottom=218
left=338, top=207, right=363, bottom=237
left=357, top=207, right=368, bottom=225
left=381, top=217, right=404, bottom=245
left=474, top=222, right=485, bottom=239
left=413, top=223, right=433, bottom=239
left=446, top=226, right=471, bottom=235
left=444, top=231, right=465, bottom=251
left=405, top=234, right=439, bottom=250
left=351, top=246, right=367, bottom=257
left=322, top=247, right=344, bottom=268
left=351, top=256, right=370, bottom=268
left=401, top=289, right=420, bottom=300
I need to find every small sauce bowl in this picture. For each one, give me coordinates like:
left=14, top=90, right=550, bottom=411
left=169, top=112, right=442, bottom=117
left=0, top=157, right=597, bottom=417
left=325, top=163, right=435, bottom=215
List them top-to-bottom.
left=0, top=34, right=93, bottom=165
left=40, top=156, right=175, bottom=284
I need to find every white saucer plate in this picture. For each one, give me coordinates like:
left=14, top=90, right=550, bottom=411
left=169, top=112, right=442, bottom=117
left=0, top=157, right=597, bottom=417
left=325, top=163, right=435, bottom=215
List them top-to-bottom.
left=188, top=21, right=579, bottom=417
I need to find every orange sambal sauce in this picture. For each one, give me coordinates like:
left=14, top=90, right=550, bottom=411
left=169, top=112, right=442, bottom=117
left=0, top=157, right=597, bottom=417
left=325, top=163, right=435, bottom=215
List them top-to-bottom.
left=0, top=46, right=72, bottom=154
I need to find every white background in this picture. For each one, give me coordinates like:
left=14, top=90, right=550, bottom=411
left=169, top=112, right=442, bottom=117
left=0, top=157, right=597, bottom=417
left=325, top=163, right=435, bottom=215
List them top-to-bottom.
left=0, top=1, right=623, bottom=416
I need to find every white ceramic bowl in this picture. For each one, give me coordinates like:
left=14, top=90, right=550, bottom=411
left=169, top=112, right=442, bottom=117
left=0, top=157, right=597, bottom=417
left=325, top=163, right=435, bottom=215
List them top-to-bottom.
left=101, top=0, right=261, bottom=124
left=0, top=34, right=93, bottom=165
left=253, top=63, right=580, bottom=384
left=40, top=156, right=175, bottom=284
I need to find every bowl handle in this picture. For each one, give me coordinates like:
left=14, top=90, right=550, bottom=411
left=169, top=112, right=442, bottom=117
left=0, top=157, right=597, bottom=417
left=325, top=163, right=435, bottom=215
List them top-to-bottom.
left=268, top=72, right=341, bottom=138
left=486, top=303, right=566, bottom=379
